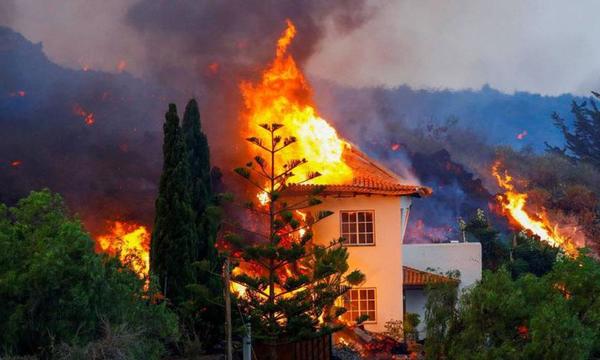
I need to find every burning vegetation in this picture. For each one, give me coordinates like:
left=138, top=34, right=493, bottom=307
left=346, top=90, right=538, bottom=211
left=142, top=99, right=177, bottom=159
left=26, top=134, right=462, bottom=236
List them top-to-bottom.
left=492, top=161, right=579, bottom=256
left=95, top=221, right=151, bottom=279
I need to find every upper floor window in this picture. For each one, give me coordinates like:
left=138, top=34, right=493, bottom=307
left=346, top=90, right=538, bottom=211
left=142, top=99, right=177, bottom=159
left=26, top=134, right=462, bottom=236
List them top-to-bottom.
left=340, top=210, right=375, bottom=245
left=342, top=288, right=377, bottom=323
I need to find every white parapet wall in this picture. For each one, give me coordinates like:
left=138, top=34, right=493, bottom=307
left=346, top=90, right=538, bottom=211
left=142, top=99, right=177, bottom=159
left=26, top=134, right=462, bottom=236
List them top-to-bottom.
left=402, top=242, right=482, bottom=338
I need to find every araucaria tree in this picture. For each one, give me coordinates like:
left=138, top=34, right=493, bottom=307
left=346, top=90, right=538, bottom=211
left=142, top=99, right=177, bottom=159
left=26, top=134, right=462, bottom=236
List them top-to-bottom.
left=225, top=122, right=364, bottom=342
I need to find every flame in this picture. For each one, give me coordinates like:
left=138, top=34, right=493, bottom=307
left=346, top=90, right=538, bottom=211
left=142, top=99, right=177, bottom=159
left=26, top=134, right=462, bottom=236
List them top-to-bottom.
left=240, top=19, right=352, bottom=185
left=116, top=59, right=127, bottom=72
left=207, top=62, right=220, bottom=75
left=9, top=90, right=26, bottom=97
left=73, top=103, right=95, bottom=126
left=516, top=130, right=528, bottom=140
left=10, top=160, right=22, bottom=167
left=492, top=161, right=578, bottom=255
left=96, top=221, right=150, bottom=279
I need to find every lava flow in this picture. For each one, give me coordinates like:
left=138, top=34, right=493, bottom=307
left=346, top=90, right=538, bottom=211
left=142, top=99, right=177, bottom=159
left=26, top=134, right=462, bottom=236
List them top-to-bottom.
left=240, top=19, right=353, bottom=186
left=73, top=103, right=95, bottom=126
left=492, top=161, right=578, bottom=255
left=96, top=221, right=151, bottom=279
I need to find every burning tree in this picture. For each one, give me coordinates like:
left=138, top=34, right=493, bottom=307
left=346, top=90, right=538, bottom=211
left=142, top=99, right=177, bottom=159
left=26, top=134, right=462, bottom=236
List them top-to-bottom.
left=224, top=122, right=364, bottom=342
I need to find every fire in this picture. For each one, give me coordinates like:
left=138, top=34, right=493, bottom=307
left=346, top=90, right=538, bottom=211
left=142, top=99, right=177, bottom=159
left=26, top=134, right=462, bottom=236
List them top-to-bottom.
left=240, top=19, right=353, bottom=185
left=116, top=59, right=127, bottom=73
left=207, top=62, right=220, bottom=75
left=9, top=90, right=26, bottom=97
left=73, top=103, right=95, bottom=126
left=516, top=130, right=528, bottom=140
left=10, top=160, right=22, bottom=167
left=492, top=161, right=578, bottom=255
left=96, top=221, right=150, bottom=279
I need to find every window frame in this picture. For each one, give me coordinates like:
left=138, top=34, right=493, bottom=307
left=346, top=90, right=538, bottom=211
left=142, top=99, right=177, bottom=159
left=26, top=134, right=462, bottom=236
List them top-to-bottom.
left=339, top=210, right=376, bottom=246
left=342, top=287, right=377, bottom=324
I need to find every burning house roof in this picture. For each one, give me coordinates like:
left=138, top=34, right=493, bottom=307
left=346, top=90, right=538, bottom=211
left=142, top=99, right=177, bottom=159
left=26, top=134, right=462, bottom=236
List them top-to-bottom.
left=287, top=146, right=432, bottom=197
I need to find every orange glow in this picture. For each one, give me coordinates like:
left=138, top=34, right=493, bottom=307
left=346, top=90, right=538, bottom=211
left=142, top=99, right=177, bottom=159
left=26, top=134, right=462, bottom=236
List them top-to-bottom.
left=240, top=19, right=353, bottom=185
left=116, top=59, right=127, bottom=73
left=207, top=62, right=220, bottom=75
left=73, top=103, right=95, bottom=126
left=516, top=130, right=528, bottom=140
left=10, top=160, right=22, bottom=167
left=492, top=161, right=578, bottom=255
left=96, top=221, right=150, bottom=279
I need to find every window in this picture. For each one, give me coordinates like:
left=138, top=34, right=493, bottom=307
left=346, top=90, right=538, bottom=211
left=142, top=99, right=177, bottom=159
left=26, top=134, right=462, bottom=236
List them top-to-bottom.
left=340, top=210, right=374, bottom=245
left=343, top=288, right=377, bottom=323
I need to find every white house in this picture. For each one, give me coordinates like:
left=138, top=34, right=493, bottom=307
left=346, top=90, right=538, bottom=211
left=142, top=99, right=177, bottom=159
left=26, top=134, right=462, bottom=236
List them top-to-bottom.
left=288, top=147, right=432, bottom=332
left=403, top=242, right=482, bottom=338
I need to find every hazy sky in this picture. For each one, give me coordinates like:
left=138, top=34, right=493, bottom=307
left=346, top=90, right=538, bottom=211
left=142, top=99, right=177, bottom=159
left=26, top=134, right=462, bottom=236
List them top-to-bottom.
left=3, top=0, right=600, bottom=95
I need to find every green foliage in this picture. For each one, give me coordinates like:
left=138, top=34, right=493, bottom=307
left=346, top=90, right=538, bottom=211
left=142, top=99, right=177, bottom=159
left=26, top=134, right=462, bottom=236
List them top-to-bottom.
left=152, top=100, right=224, bottom=351
left=151, top=103, right=198, bottom=305
left=227, top=123, right=364, bottom=342
left=0, top=190, right=178, bottom=358
left=464, top=209, right=509, bottom=271
left=509, top=233, right=558, bottom=278
left=424, top=251, right=600, bottom=359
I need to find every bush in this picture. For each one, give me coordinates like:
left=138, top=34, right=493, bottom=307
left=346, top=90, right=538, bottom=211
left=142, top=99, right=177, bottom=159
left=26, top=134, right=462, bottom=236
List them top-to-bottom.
left=0, top=190, right=179, bottom=358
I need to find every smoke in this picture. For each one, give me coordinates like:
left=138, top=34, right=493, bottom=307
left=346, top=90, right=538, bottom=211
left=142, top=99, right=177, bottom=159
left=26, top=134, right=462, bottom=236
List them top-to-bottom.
left=307, top=0, right=600, bottom=96
left=0, top=1, right=375, bottom=235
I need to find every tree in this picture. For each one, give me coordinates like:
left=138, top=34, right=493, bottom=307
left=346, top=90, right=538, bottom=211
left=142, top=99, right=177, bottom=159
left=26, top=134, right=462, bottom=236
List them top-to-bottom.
left=548, top=93, right=600, bottom=169
left=181, top=99, right=212, bottom=260
left=151, top=104, right=198, bottom=304
left=224, top=123, right=364, bottom=344
left=0, top=190, right=178, bottom=358
left=464, top=209, right=509, bottom=271
left=509, top=233, right=558, bottom=278
left=423, top=252, right=600, bottom=359
left=423, top=271, right=460, bottom=359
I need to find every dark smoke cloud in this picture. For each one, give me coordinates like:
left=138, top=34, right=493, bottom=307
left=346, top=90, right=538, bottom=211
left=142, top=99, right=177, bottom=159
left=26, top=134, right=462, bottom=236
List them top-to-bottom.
left=0, top=2, right=374, bottom=236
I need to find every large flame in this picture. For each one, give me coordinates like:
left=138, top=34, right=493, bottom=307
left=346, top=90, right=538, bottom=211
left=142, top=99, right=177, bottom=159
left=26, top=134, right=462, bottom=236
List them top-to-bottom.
left=240, top=19, right=353, bottom=186
left=492, top=162, right=578, bottom=256
left=96, top=221, right=151, bottom=279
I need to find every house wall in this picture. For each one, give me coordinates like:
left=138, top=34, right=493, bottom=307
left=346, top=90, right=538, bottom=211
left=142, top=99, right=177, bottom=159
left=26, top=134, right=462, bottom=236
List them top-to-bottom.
left=308, top=194, right=412, bottom=332
left=402, top=242, right=482, bottom=338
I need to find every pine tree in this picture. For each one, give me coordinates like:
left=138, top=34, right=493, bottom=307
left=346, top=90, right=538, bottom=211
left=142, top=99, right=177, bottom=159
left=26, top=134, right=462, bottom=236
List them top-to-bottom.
left=548, top=93, right=600, bottom=169
left=151, top=104, right=198, bottom=304
left=224, top=122, right=364, bottom=343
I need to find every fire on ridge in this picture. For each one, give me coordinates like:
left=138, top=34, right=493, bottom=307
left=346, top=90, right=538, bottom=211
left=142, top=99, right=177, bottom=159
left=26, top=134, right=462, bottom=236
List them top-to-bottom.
left=492, top=161, right=579, bottom=256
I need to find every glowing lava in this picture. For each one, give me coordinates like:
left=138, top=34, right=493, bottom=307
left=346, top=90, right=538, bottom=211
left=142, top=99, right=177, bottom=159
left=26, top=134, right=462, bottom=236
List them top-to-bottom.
left=240, top=19, right=352, bottom=186
left=73, top=103, right=95, bottom=126
left=492, top=161, right=578, bottom=255
left=96, top=221, right=150, bottom=279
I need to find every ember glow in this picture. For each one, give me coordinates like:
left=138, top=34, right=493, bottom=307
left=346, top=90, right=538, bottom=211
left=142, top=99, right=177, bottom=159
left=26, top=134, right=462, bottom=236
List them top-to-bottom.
left=240, top=19, right=353, bottom=186
left=116, top=59, right=127, bottom=73
left=72, top=103, right=95, bottom=126
left=516, top=130, right=528, bottom=140
left=10, top=160, right=22, bottom=168
left=492, top=161, right=578, bottom=255
left=96, top=221, right=151, bottom=279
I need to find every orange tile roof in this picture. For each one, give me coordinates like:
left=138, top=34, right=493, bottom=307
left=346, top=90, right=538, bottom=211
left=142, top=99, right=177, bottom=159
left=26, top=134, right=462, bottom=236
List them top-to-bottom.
left=287, top=146, right=432, bottom=197
left=403, top=266, right=458, bottom=288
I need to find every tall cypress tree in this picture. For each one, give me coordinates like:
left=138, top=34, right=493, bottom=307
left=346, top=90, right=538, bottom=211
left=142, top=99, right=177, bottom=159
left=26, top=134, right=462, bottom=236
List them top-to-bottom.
left=182, top=99, right=212, bottom=259
left=151, top=104, right=198, bottom=304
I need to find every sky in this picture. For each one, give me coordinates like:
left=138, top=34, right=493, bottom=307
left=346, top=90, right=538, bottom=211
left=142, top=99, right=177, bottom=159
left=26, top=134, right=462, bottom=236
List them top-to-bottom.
left=2, top=0, right=600, bottom=95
